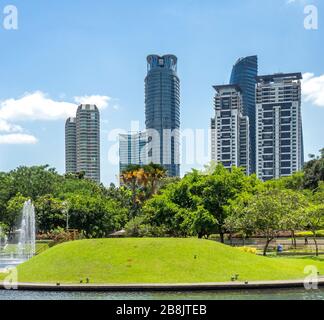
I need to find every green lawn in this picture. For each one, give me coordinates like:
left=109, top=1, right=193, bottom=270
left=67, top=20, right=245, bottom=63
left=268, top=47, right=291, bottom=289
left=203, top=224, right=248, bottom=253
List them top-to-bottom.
left=1, top=238, right=324, bottom=284
left=0, top=242, right=50, bottom=255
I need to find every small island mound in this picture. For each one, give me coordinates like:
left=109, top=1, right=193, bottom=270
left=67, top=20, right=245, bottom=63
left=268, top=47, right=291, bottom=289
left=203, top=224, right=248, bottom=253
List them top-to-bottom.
left=2, top=238, right=324, bottom=285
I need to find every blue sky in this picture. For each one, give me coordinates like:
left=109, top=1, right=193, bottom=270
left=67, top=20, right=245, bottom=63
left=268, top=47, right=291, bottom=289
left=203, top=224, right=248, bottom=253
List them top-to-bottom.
left=0, top=0, right=323, bottom=185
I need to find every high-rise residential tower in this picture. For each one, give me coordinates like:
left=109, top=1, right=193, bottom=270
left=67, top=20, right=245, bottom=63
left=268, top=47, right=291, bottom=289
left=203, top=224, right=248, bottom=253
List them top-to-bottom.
left=145, top=54, right=180, bottom=177
left=230, top=55, right=258, bottom=174
left=256, top=73, right=304, bottom=181
left=211, top=85, right=250, bottom=174
left=65, top=104, right=100, bottom=183
left=65, top=117, right=77, bottom=174
left=119, top=132, right=148, bottom=175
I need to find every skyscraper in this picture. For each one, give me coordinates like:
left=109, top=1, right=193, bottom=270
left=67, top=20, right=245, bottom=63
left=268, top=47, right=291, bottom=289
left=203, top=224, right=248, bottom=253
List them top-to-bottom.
left=145, top=54, right=180, bottom=177
left=230, top=55, right=258, bottom=174
left=256, top=73, right=304, bottom=181
left=211, top=85, right=250, bottom=174
left=65, top=104, right=100, bottom=183
left=65, top=117, right=77, bottom=174
left=119, top=132, right=148, bottom=175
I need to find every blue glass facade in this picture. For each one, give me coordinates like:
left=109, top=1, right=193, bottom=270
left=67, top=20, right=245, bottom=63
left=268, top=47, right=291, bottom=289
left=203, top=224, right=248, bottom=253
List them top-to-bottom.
left=145, top=55, right=180, bottom=177
left=230, top=55, right=258, bottom=174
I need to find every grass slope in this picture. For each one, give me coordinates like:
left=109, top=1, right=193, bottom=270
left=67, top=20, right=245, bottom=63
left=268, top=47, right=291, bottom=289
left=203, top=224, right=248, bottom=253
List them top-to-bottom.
left=2, top=238, right=324, bottom=284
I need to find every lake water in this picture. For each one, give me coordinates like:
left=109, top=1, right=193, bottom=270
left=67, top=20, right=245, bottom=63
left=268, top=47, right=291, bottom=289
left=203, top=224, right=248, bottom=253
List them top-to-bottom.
left=0, top=288, right=324, bottom=300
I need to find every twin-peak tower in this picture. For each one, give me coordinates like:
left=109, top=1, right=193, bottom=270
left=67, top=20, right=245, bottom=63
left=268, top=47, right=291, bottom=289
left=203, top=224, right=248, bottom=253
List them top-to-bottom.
left=211, top=55, right=304, bottom=181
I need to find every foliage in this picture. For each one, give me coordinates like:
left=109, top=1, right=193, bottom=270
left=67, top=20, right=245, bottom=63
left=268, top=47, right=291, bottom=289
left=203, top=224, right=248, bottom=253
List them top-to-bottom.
left=303, top=149, right=324, bottom=190
left=0, top=151, right=324, bottom=243
left=120, top=163, right=167, bottom=217
left=0, top=166, right=130, bottom=238
left=5, top=193, right=28, bottom=232
left=302, top=203, right=324, bottom=256
left=296, top=230, right=324, bottom=237
left=237, top=247, right=257, bottom=255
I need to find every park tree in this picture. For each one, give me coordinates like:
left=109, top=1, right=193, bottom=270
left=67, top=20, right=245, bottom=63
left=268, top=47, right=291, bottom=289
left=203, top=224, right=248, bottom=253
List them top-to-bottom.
left=303, top=149, right=324, bottom=190
left=121, top=163, right=167, bottom=217
left=143, top=163, right=167, bottom=197
left=121, top=164, right=144, bottom=216
left=9, top=165, right=61, bottom=200
left=190, top=165, right=254, bottom=243
left=0, top=172, right=14, bottom=224
left=233, top=189, right=285, bottom=256
left=280, top=190, right=308, bottom=249
left=225, top=192, right=255, bottom=245
left=5, top=193, right=28, bottom=234
left=143, top=193, right=193, bottom=237
left=67, top=194, right=127, bottom=238
left=35, top=195, right=66, bottom=233
left=302, top=203, right=324, bottom=256
left=190, top=206, right=217, bottom=239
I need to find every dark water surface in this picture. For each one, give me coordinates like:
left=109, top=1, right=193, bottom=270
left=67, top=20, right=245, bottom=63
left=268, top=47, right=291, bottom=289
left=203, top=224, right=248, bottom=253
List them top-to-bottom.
left=0, top=288, right=324, bottom=300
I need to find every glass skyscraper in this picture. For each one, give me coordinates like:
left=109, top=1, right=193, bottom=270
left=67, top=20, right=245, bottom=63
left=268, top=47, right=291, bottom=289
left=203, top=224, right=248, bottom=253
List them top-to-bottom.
left=145, top=54, right=180, bottom=177
left=230, top=55, right=258, bottom=174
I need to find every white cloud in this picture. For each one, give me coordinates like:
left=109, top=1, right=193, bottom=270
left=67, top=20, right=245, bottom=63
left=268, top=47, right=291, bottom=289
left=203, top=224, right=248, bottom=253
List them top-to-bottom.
left=302, top=73, right=324, bottom=107
left=0, top=91, right=113, bottom=144
left=0, top=91, right=77, bottom=122
left=0, top=92, right=112, bottom=122
left=74, top=95, right=111, bottom=109
left=0, top=119, right=23, bottom=133
left=0, top=134, right=38, bottom=145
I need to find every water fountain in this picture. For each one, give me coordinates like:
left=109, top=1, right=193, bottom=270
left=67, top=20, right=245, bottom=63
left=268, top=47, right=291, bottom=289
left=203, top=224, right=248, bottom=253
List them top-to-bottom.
left=0, top=200, right=36, bottom=269
left=17, top=200, right=36, bottom=259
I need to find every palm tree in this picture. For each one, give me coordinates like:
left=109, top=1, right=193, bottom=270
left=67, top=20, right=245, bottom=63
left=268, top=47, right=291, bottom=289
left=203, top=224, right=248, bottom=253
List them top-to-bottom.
left=144, top=163, right=167, bottom=197
left=121, top=165, right=141, bottom=216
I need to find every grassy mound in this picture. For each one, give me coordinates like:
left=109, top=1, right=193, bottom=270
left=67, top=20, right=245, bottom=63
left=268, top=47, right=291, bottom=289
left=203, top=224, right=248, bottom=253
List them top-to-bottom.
left=2, top=238, right=324, bottom=284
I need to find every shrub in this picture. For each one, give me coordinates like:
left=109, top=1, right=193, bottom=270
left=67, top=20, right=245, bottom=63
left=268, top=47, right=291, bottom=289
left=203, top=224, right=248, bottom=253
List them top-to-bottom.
left=37, top=228, right=81, bottom=244
left=296, top=230, right=324, bottom=237
left=237, top=247, right=257, bottom=255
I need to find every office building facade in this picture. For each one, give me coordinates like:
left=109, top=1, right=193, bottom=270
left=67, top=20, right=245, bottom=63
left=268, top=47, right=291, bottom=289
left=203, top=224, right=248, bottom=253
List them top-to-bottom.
left=145, top=54, right=180, bottom=177
left=230, top=55, right=258, bottom=174
left=256, top=73, right=304, bottom=181
left=211, top=85, right=250, bottom=174
left=65, top=104, right=100, bottom=183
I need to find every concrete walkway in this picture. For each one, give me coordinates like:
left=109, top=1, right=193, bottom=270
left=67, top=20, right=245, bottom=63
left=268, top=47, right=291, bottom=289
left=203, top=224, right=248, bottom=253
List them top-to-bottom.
left=1, top=279, right=324, bottom=292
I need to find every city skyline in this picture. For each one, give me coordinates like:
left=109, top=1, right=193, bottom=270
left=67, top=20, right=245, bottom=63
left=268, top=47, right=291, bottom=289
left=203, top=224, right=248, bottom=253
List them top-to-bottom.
left=0, top=0, right=323, bottom=185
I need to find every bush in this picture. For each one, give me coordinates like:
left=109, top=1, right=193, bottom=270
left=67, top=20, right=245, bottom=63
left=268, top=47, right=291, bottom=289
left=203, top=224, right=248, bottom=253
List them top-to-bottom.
left=125, top=216, right=168, bottom=238
left=37, top=228, right=82, bottom=244
left=296, top=230, right=324, bottom=237
left=237, top=247, right=257, bottom=255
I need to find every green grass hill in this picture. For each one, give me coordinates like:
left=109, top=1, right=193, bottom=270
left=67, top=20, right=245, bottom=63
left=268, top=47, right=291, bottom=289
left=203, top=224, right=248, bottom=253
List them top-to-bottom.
left=2, top=238, right=324, bottom=284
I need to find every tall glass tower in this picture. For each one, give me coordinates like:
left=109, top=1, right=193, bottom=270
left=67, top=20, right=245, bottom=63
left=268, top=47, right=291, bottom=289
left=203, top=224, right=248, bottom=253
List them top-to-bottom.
left=145, top=54, right=180, bottom=177
left=230, top=55, right=258, bottom=174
